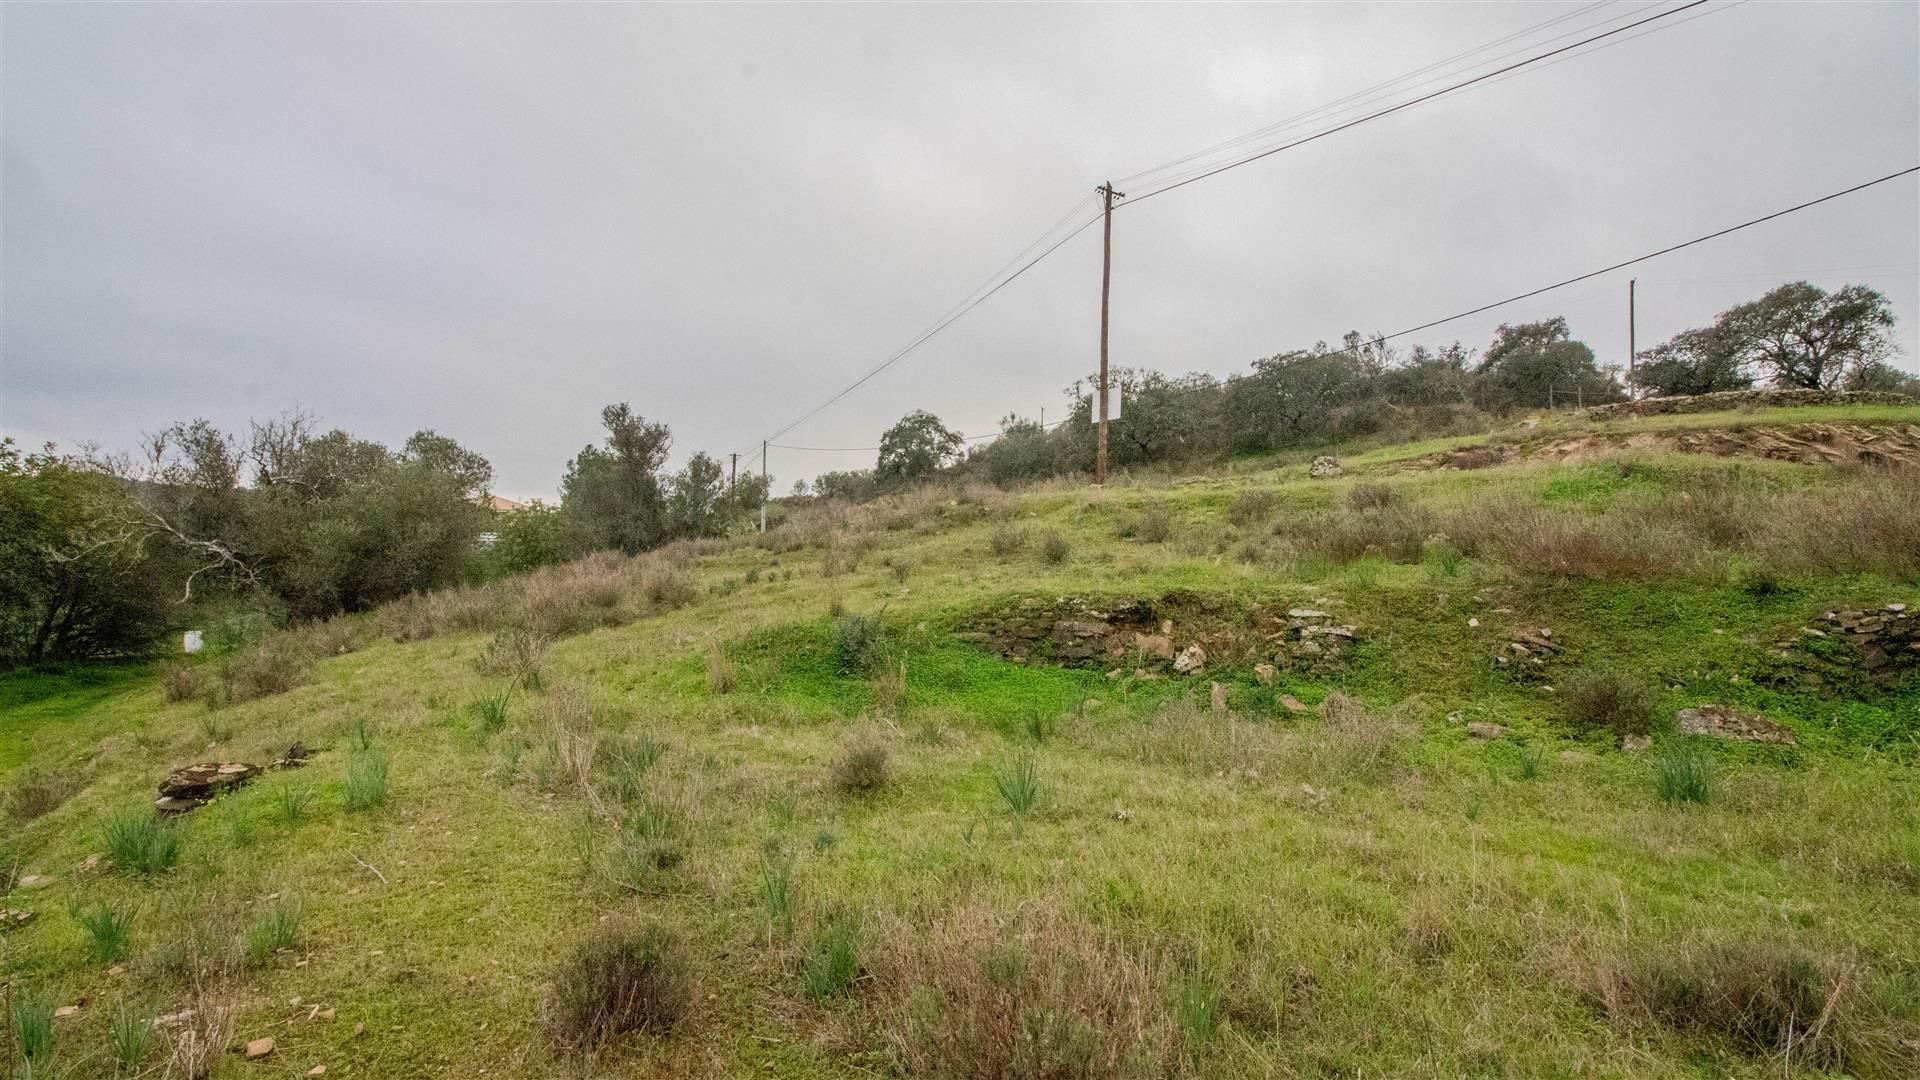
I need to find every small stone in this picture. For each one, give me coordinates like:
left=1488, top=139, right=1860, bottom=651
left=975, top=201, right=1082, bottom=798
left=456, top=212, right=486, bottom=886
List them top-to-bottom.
left=1308, top=455, right=1343, bottom=479
left=1885, top=602, right=1906, bottom=612
left=1287, top=608, right=1330, bottom=620
left=1467, top=617, right=1479, bottom=628
left=1132, top=632, right=1175, bottom=660
left=1172, top=644, right=1207, bottom=674
left=1253, top=663, right=1277, bottom=684
left=1210, top=682, right=1228, bottom=712
left=1280, top=695, right=1308, bottom=714
left=1675, top=704, right=1796, bottom=745
left=1445, top=711, right=1463, bottom=724
left=1467, top=722, right=1508, bottom=739
left=1622, top=735, right=1652, bottom=753
left=1558, top=750, right=1595, bottom=764
left=1110, top=807, right=1133, bottom=823
left=16, top=874, right=52, bottom=889
left=1, top=909, right=36, bottom=930
left=108, top=965, right=124, bottom=976
left=54, top=1005, right=80, bottom=1018
left=316, top=1008, right=336, bottom=1020
left=353, top=1022, right=366, bottom=1036
left=245, top=1037, right=275, bottom=1059
left=308, top=1068, right=327, bottom=1077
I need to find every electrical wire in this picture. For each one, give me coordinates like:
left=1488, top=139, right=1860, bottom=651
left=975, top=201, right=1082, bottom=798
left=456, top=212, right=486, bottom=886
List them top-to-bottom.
left=1124, top=0, right=1712, bottom=206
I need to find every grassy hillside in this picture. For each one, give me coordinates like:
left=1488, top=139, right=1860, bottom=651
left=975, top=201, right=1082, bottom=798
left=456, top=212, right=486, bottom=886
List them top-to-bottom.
left=4, top=403, right=1919, bottom=1078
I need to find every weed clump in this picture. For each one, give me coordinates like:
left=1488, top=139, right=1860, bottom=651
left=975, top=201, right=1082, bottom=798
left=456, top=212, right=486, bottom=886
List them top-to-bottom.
left=1347, top=483, right=1394, bottom=510
left=1227, top=490, right=1278, bottom=527
left=1124, top=502, right=1175, bottom=543
left=988, top=520, right=1027, bottom=557
left=1040, top=532, right=1071, bottom=564
left=833, top=614, right=888, bottom=676
left=477, top=627, right=550, bottom=688
left=223, top=634, right=314, bottom=702
left=705, top=647, right=736, bottom=694
left=161, top=662, right=206, bottom=703
left=1564, top=669, right=1659, bottom=737
left=472, top=687, right=512, bottom=735
left=830, top=729, right=892, bottom=797
left=1654, top=739, right=1713, bottom=804
left=343, top=749, right=391, bottom=811
left=993, top=752, right=1041, bottom=818
left=5, top=767, right=81, bottom=821
left=103, top=809, right=181, bottom=877
left=74, top=900, right=136, bottom=963
left=243, top=902, right=300, bottom=968
left=801, top=910, right=861, bottom=1000
left=548, top=923, right=691, bottom=1053
left=1591, top=941, right=1885, bottom=1071
left=11, top=985, right=56, bottom=1067
left=109, top=997, right=154, bottom=1071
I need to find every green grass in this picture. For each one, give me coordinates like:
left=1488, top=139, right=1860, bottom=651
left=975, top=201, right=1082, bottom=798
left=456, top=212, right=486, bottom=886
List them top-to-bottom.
left=2, top=403, right=1917, bottom=1078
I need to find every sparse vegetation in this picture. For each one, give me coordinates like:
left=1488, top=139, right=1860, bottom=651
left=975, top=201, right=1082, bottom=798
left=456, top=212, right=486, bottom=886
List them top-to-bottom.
left=6, top=398, right=1919, bottom=1078
left=1040, top=531, right=1070, bottom=564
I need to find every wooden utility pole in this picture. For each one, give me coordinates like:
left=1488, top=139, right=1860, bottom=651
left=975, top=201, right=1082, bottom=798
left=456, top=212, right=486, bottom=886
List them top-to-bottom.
left=1094, top=181, right=1124, bottom=485
left=1627, top=278, right=1638, bottom=395
left=759, top=441, right=768, bottom=532
left=729, top=452, right=738, bottom=496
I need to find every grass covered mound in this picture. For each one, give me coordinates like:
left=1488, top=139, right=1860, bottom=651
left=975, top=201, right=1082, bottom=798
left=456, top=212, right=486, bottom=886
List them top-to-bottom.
left=3, top=404, right=1918, bottom=1078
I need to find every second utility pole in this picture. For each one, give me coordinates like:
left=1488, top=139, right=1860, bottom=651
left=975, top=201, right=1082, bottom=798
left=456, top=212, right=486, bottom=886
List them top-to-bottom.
left=1094, top=180, right=1124, bottom=486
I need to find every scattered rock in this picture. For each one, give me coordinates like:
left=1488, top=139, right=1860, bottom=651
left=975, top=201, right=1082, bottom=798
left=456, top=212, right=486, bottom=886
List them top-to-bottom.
left=1308, top=455, right=1343, bottom=478
left=1766, top=602, right=1916, bottom=694
left=1287, top=608, right=1330, bottom=621
left=1467, top=617, right=1479, bottom=628
left=1133, top=633, right=1174, bottom=660
left=1173, top=644, right=1207, bottom=674
left=1253, top=663, right=1276, bottom=684
left=1210, top=682, right=1228, bottom=712
left=1279, top=695, right=1308, bottom=714
left=1675, top=704, right=1796, bottom=745
left=1467, top=722, right=1508, bottom=740
left=1621, top=735, right=1652, bottom=753
left=156, top=761, right=264, bottom=813
left=1110, top=807, right=1133, bottom=823
left=80, top=853, right=109, bottom=873
left=15, top=873, right=53, bottom=889
left=1, top=910, right=35, bottom=932
left=54, top=1005, right=80, bottom=1018
left=316, top=1008, right=336, bottom=1020
left=154, top=1009, right=196, bottom=1029
left=245, top=1037, right=276, bottom=1059
left=308, top=1068, right=327, bottom=1077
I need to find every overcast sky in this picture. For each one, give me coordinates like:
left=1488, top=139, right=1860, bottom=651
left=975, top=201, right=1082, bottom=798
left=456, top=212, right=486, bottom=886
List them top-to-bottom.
left=3, top=1, right=1916, bottom=498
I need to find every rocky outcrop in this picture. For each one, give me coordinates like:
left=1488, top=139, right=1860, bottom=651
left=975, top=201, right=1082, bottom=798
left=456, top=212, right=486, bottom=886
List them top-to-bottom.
left=1584, top=388, right=1913, bottom=419
left=1308, top=456, right=1344, bottom=478
left=960, top=594, right=1360, bottom=680
left=1765, top=603, right=1916, bottom=694
left=1494, top=627, right=1561, bottom=680
left=1675, top=704, right=1795, bottom=745
left=154, top=743, right=312, bottom=812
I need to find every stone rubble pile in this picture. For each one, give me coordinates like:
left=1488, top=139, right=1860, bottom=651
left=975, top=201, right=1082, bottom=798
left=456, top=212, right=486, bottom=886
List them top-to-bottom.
left=1769, top=602, right=1915, bottom=692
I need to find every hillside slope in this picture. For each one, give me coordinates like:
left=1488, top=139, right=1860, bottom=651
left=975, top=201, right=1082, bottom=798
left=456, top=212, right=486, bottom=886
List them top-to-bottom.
left=4, top=402, right=1919, bottom=1079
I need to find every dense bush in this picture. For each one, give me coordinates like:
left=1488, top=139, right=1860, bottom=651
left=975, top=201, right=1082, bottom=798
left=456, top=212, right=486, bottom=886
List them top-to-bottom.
left=1563, top=669, right=1659, bottom=736
left=548, top=924, right=691, bottom=1052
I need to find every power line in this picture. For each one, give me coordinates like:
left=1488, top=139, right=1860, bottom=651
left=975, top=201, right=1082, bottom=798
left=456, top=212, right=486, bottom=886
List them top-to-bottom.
left=1125, top=0, right=1713, bottom=206
left=736, top=2, right=1720, bottom=457
left=791, top=165, right=1919, bottom=458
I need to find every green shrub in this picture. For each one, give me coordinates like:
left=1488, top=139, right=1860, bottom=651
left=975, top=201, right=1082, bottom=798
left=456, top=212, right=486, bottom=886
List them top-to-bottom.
left=1347, top=483, right=1394, bottom=510
left=1129, top=503, right=1174, bottom=543
left=988, top=520, right=1027, bottom=557
left=1041, top=532, right=1070, bottom=565
left=1422, top=541, right=1466, bottom=580
left=833, top=614, right=888, bottom=676
left=477, top=627, right=550, bottom=689
left=1565, top=669, right=1658, bottom=736
left=347, top=715, right=377, bottom=751
left=1654, top=740, right=1713, bottom=804
left=343, top=750, right=391, bottom=811
left=4, top=767, right=81, bottom=822
left=102, top=810, right=180, bottom=877
left=73, top=900, right=135, bottom=964
left=244, top=902, right=301, bottom=968
left=801, top=911, right=860, bottom=1001
left=548, top=924, right=690, bottom=1052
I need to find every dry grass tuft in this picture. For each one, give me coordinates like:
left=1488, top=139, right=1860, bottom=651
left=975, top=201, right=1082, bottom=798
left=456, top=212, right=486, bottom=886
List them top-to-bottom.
left=1346, top=482, right=1394, bottom=511
left=1227, top=489, right=1278, bottom=527
left=477, top=628, right=551, bottom=688
left=223, top=634, right=315, bottom=702
left=705, top=647, right=736, bottom=694
left=162, top=662, right=206, bottom=703
left=1563, top=669, right=1659, bottom=737
left=1311, top=692, right=1415, bottom=783
left=829, top=726, right=892, bottom=797
left=4, top=766, right=83, bottom=821
left=866, top=899, right=1176, bottom=1079
left=548, top=922, right=692, bottom=1053
left=1587, top=941, right=1910, bottom=1074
